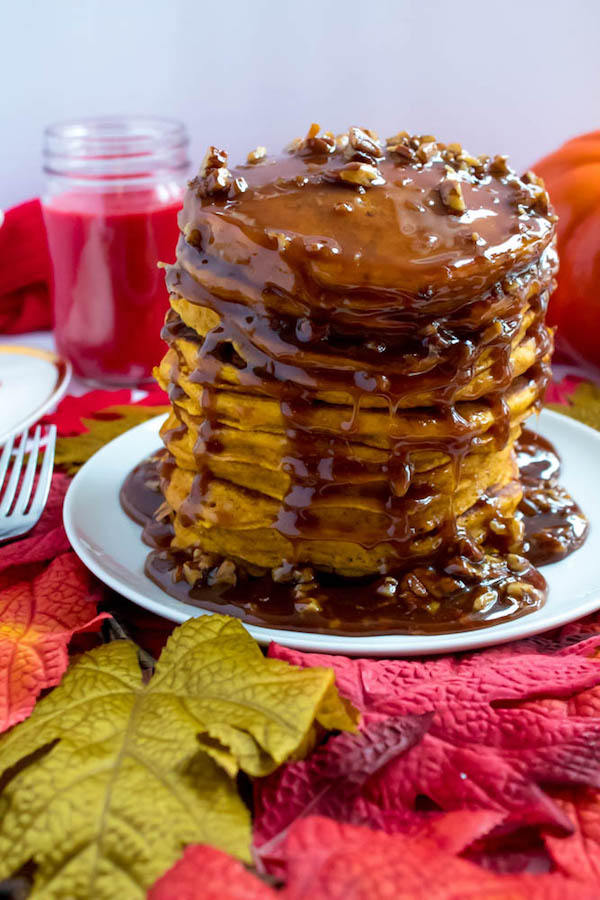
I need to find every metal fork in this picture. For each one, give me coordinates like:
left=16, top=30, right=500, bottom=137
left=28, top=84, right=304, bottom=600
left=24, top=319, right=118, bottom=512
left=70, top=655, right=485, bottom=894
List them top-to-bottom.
left=0, top=425, right=57, bottom=543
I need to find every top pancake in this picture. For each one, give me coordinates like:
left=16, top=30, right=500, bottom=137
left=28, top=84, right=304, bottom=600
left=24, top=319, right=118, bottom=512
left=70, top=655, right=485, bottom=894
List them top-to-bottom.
left=177, top=127, right=557, bottom=312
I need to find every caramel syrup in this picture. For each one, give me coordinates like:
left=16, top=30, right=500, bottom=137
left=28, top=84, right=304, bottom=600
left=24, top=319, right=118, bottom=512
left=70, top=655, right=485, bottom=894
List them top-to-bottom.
left=119, top=428, right=587, bottom=636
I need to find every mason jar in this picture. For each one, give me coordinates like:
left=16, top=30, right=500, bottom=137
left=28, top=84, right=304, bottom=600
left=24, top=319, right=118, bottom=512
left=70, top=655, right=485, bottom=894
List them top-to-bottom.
left=42, top=117, right=189, bottom=385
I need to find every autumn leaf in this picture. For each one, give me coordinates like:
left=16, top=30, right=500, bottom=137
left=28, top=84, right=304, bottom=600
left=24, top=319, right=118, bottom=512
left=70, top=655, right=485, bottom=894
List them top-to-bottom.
left=544, top=375, right=583, bottom=406
left=548, top=380, right=600, bottom=431
left=44, top=388, right=169, bottom=436
left=55, top=404, right=169, bottom=473
left=0, top=472, right=71, bottom=574
left=0, top=552, right=107, bottom=733
left=0, top=614, right=356, bottom=900
left=267, top=636, right=600, bottom=832
left=539, top=679, right=600, bottom=887
left=254, top=712, right=432, bottom=864
left=544, top=788, right=600, bottom=885
left=150, top=814, right=599, bottom=900
left=278, top=816, right=599, bottom=899
left=149, top=845, right=275, bottom=900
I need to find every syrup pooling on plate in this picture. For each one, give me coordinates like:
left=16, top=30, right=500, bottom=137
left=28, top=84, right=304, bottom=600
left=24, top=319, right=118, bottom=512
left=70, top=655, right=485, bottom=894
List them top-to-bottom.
left=122, top=126, right=587, bottom=633
left=120, top=427, right=584, bottom=635
left=516, top=429, right=588, bottom=565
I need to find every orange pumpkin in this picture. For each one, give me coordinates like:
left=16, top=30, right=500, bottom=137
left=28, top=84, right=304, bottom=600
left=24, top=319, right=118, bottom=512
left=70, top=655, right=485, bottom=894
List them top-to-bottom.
left=534, top=131, right=600, bottom=371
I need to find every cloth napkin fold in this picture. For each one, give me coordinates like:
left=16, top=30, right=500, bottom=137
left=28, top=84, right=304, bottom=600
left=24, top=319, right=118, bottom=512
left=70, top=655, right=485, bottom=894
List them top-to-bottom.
left=0, top=199, right=52, bottom=334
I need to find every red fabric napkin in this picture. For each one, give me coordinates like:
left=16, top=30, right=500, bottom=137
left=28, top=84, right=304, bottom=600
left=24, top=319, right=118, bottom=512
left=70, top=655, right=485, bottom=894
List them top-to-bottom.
left=0, top=199, right=52, bottom=334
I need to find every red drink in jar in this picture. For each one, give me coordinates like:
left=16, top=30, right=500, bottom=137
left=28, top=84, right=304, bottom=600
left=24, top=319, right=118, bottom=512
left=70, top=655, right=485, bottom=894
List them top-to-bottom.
left=42, top=118, right=189, bottom=385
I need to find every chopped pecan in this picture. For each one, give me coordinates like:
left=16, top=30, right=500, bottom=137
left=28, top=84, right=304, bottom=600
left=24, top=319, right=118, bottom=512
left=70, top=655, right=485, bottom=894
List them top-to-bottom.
left=288, top=122, right=335, bottom=156
left=344, top=126, right=383, bottom=161
left=386, top=130, right=409, bottom=146
left=386, top=132, right=414, bottom=161
left=335, top=133, right=349, bottom=153
left=416, top=141, right=437, bottom=163
left=445, top=141, right=463, bottom=157
left=190, top=145, right=236, bottom=198
left=200, top=146, right=228, bottom=175
left=247, top=146, right=267, bottom=164
left=489, top=154, right=510, bottom=176
left=338, top=162, right=385, bottom=187
left=204, top=167, right=231, bottom=194
left=522, top=169, right=544, bottom=187
left=516, top=170, right=552, bottom=216
left=228, top=176, right=248, bottom=197
left=439, top=176, right=466, bottom=214
left=266, top=229, right=292, bottom=252
left=192, top=549, right=218, bottom=570
left=507, top=553, right=529, bottom=573
left=208, top=559, right=238, bottom=587
left=183, top=562, right=204, bottom=587
left=272, top=564, right=314, bottom=584
left=404, top=574, right=429, bottom=598
left=376, top=576, right=399, bottom=599
left=292, top=580, right=319, bottom=600
left=506, top=581, right=531, bottom=600
left=472, top=589, right=497, bottom=612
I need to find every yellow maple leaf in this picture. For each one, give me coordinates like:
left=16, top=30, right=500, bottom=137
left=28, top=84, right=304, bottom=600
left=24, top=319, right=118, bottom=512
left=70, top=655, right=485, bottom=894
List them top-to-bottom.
left=548, top=382, right=600, bottom=432
left=55, top=405, right=169, bottom=474
left=0, top=614, right=356, bottom=899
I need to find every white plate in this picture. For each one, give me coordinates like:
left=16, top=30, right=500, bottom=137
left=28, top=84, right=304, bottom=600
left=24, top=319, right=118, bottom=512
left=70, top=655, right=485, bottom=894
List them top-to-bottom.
left=0, top=344, right=71, bottom=444
left=64, top=409, right=600, bottom=656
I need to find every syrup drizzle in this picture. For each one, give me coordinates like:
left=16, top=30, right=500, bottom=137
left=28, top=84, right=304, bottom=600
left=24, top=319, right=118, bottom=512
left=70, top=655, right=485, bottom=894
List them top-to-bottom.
left=120, top=428, right=586, bottom=636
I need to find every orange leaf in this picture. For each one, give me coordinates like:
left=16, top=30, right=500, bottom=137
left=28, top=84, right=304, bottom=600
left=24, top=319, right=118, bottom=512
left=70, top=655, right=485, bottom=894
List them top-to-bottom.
left=0, top=552, right=108, bottom=732
left=545, top=789, right=600, bottom=886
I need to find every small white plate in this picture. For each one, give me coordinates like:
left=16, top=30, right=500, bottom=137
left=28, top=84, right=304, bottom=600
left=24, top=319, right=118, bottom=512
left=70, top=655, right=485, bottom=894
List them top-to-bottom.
left=0, top=344, right=71, bottom=445
left=64, top=409, right=600, bottom=656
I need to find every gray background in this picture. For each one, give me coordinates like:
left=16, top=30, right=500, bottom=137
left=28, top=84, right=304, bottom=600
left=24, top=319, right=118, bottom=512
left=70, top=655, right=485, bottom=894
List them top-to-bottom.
left=2, top=0, right=599, bottom=207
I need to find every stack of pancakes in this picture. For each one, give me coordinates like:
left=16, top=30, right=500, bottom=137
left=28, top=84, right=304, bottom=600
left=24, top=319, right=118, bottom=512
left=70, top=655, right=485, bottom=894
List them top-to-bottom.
left=154, top=127, right=557, bottom=584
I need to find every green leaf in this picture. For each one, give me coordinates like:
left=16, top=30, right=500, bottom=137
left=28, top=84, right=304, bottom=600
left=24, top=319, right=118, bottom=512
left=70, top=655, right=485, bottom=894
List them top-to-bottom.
left=0, top=614, right=356, bottom=899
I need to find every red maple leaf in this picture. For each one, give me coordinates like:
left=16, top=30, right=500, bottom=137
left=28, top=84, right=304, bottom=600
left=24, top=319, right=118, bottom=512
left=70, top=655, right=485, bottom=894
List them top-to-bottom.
left=544, top=375, right=583, bottom=406
left=43, top=386, right=168, bottom=435
left=42, top=389, right=133, bottom=434
left=0, top=472, right=71, bottom=573
left=0, top=552, right=108, bottom=732
left=266, top=636, right=600, bottom=833
left=254, top=713, right=433, bottom=863
left=544, top=788, right=600, bottom=885
left=150, top=814, right=599, bottom=899
left=279, top=816, right=598, bottom=899
left=148, top=844, right=274, bottom=900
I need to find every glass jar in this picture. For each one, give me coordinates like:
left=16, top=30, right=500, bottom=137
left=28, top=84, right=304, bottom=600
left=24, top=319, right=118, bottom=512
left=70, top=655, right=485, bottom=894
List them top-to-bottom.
left=42, top=117, right=189, bottom=385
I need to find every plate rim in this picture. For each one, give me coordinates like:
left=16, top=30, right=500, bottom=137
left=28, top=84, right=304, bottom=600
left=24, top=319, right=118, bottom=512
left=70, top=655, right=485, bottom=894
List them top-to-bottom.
left=0, top=344, right=72, bottom=444
left=63, top=408, right=600, bottom=656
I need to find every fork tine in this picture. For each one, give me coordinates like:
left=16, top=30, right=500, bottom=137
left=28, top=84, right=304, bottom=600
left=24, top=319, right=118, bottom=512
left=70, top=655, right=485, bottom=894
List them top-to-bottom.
left=28, top=425, right=56, bottom=519
left=13, top=426, right=42, bottom=515
left=0, top=429, right=28, bottom=515
left=0, top=435, right=15, bottom=491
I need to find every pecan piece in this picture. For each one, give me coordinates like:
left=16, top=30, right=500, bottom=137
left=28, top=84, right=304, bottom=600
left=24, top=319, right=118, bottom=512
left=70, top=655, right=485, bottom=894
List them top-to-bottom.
left=288, top=123, right=335, bottom=155
left=344, top=125, right=383, bottom=161
left=247, top=146, right=267, bottom=164
left=338, top=162, right=385, bottom=187
left=439, top=176, right=466, bottom=214
left=208, top=559, right=238, bottom=587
